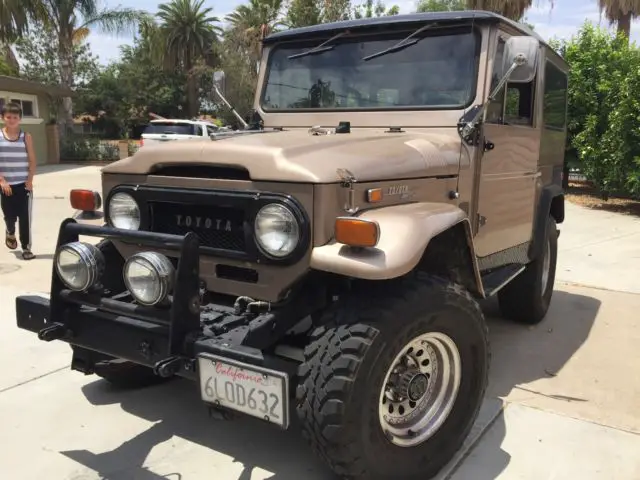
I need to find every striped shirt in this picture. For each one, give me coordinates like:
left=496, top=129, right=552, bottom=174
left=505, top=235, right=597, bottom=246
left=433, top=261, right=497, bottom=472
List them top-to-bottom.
left=0, top=129, right=29, bottom=185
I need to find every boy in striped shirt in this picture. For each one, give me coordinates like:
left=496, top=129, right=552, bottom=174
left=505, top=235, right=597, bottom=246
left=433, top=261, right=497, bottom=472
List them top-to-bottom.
left=0, top=102, right=36, bottom=260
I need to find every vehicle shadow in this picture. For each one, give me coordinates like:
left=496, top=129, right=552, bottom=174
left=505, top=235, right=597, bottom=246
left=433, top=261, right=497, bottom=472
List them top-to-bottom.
left=65, top=288, right=600, bottom=480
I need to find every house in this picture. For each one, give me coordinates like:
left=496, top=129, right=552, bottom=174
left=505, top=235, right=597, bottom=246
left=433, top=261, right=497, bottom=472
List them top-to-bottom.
left=0, top=76, right=73, bottom=165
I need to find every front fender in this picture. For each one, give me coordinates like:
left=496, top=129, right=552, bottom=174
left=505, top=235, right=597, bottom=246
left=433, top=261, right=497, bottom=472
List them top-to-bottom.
left=310, top=202, right=473, bottom=281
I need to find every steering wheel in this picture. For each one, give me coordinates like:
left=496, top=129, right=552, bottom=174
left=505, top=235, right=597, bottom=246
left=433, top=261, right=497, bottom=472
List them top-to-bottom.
left=341, top=86, right=364, bottom=107
left=410, top=86, right=460, bottom=106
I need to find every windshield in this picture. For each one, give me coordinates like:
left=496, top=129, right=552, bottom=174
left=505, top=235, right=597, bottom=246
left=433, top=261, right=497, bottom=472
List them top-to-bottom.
left=261, top=28, right=479, bottom=111
left=143, top=122, right=200, bottom=135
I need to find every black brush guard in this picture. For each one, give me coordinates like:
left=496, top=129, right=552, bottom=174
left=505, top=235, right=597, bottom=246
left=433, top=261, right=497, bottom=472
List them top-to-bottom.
left=15, top=218, right=300, bottom=380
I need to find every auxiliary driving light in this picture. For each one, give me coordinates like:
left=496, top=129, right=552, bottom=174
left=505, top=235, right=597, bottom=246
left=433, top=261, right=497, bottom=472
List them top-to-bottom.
left=54, top=241, right=105, bottom=292
left=123, top=252, right=175, bottom=306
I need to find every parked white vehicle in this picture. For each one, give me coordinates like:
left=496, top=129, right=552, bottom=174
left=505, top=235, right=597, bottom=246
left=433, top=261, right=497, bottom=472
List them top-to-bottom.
left=140, top=119, right=220, bottom=147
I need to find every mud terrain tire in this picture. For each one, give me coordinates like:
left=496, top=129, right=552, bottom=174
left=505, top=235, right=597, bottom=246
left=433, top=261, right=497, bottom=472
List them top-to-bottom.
left=498, top=216, right=558, bottom=324
left=296, top=274, right=490, bottom=480
left=94, top=360, right=170, bottom=389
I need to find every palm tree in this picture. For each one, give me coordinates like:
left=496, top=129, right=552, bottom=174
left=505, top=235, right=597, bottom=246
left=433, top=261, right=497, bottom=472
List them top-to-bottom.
left=0, top=0, right=49, bottom=75
left=0, top=0, right=48, bottom=41
left=40, top=0, right=146, bottom=135
left=156, top=0, right=222, bottom=117
left=226, top=0, right=285, bottom=65
left=466, top=0, right=534, bottom=20
left=598, top=0, right=640, bottom=39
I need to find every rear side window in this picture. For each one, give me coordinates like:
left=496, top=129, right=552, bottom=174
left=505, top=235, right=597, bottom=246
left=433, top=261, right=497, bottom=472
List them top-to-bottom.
left=543, top=61, right=568, bottom=130
left=143, top=122, right=195, bottom=135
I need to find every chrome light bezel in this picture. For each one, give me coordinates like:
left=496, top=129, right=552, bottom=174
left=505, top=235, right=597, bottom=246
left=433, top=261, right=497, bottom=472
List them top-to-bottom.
left=108, top=192, right=141, bottom=230
left=254, top=203, right=301, bottom=259
left=54, top=241, right=105, bottom=292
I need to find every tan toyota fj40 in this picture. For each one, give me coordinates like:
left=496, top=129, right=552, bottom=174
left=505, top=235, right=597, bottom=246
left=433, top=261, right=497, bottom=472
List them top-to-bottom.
left=16, top=10, right=568, bottom=480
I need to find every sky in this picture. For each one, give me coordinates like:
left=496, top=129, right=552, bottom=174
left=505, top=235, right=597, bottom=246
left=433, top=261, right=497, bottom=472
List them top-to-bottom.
left=85, top=0, right=640, bottom=64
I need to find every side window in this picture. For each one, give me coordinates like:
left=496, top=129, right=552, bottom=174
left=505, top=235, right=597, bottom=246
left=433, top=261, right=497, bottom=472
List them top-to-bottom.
left=486, top=35, right=535, bottom=126
left=543, top=61, right=568, bottom=130
left=504, top=83, right=534, bottom=126
left=193, top=125, right=203, bottom=136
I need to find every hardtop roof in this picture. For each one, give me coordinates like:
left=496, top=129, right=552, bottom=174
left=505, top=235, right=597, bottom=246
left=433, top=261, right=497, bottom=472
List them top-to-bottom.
left=263, top=10, right=568, bottom=69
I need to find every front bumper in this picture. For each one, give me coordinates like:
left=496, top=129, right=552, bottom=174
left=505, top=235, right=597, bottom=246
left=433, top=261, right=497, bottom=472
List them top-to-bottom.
left=15, top=219, right=301, bottom=379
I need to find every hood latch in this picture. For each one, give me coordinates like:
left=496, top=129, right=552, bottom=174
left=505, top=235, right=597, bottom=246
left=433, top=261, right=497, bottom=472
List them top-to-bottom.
left=337, top=168, right=358, bottom=214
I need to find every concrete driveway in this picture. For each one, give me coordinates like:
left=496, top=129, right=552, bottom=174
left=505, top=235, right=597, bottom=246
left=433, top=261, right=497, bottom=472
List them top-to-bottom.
left=1, top=165, right=639, bottom=480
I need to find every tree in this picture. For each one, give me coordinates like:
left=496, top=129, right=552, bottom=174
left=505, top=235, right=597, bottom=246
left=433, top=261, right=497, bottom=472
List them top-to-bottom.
left=0, top=0, right=48, bottom=42
left=39, top=0, right=146, bottom=135
left=155, top=0, right=222, bottom=117
left=226, top=0, right=285, bottom=66
left=286, top=0, right=351, bottom=28
left=286, top=0, right=323, bottom=27
left=352, top=0, right=400, bottom=18
left=417, top=0, right=465, bottom=12
left=465, top=0, right=534, bottom=20
left=598, top=0, right=640, bottom=40
left=554, top=21, right=640, bottom=198
left=15, top=22, right=99, bottom=120
left=213, top=27, right=259, bottom=125
left=76, top=40, right=188, bottom=138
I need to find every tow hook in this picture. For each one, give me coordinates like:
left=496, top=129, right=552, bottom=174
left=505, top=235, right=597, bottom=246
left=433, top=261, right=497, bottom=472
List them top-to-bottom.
left=38, top=323, right=67, bottom=342
left=153, top=356, right=185, bottom=377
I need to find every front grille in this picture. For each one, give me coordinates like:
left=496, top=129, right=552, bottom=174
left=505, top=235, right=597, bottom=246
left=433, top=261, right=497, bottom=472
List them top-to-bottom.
left=150, top=201, right=246, bottom=252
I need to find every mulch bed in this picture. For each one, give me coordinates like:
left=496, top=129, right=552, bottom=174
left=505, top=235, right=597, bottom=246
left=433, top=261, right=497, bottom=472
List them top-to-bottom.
left=566, top=182, right=640, bottom=217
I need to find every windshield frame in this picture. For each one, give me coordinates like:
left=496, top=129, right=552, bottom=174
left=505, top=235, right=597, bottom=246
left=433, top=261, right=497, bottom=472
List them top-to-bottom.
left=259, top=24, right=482, bottom=113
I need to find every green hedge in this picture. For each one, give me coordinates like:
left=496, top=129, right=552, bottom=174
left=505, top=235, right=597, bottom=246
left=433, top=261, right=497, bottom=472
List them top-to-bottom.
left=552, top=22, right=640, bottom=198
left=60, top=135, right=119, bottom=162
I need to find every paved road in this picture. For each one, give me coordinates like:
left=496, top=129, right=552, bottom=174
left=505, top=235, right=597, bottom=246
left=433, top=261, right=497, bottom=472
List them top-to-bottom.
left=1, top=165, right=639, bottom=480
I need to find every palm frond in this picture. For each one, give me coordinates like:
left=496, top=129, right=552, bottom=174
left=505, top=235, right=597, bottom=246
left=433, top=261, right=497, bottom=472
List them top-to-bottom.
left=598, top=0, right=640, bottom=23
left=79, top=7, right=147, bottom=36
left=72, top=26, right=90, bottom=44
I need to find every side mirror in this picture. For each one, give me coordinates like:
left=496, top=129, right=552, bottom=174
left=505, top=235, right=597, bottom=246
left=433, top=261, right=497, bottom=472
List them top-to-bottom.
left=502, top=36, right=540, bottom=83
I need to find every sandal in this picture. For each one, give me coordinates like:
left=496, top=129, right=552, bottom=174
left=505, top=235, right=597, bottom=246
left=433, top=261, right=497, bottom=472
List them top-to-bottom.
left=5, top=233, right=17, bottom=250
left=21, top=249, right=35, bottom=260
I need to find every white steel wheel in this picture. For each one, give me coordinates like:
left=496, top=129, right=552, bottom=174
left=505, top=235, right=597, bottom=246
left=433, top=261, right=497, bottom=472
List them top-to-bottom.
left=378, top=331, right=462, bottom=447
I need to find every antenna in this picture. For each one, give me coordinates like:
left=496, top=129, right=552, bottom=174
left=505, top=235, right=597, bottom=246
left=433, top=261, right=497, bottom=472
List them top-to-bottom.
left=454, top=12, right=478, bottom=198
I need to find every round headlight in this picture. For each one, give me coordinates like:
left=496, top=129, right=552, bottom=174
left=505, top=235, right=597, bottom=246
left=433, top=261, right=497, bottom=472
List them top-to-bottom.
left=108, top=192, right=140, bottom=230
left=254, top=203, right=300, bottom=258
left=55, top=242, right=105, bottom=292
left=124, top=252, right=175, bottom=306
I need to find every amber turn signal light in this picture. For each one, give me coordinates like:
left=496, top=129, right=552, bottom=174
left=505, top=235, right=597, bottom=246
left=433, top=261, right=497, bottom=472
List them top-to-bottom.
left=366, top=188, right=383, bottom=203
left=70, top=189, right=102, bottom=212
left=335, top=217, right=380, bottom=248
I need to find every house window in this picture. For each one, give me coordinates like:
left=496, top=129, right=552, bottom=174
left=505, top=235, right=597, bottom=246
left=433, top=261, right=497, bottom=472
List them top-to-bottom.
left=0, top=92, right=39, bottom=119
left=10, top=98, right=35, bottom=117
left=11, top=99, right=35, bottom=117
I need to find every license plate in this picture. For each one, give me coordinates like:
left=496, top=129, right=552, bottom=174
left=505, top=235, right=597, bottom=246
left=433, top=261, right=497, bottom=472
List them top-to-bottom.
left=197, top=354, right=289, bottom=428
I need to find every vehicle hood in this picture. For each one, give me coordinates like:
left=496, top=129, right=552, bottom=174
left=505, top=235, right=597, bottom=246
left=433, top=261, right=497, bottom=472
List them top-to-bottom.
left=103, top=129, right=463, bottom=183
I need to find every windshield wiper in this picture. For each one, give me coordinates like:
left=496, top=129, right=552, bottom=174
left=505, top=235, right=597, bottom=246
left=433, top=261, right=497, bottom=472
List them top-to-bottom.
left=362, top=23, right=438, bottom=62
left=288, top=30, right=350, bottom=60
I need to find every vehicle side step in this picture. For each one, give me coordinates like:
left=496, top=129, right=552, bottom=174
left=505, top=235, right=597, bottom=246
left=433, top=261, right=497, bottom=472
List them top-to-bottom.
left=481, top=264, right=526, bottom=297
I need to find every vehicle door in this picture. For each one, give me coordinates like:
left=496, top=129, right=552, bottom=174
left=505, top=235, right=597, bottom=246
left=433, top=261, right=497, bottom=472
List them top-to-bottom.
left=473, top=33, right=542, bottom=258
